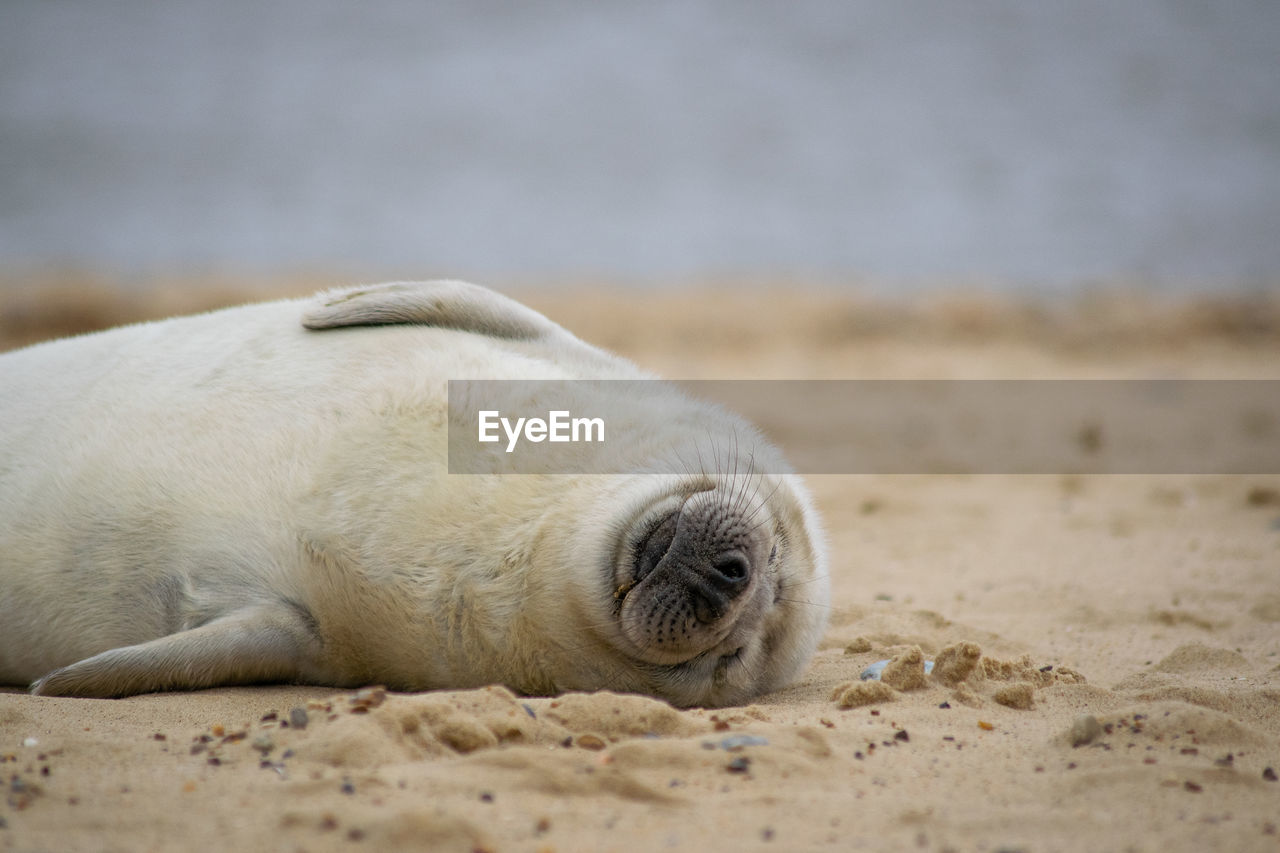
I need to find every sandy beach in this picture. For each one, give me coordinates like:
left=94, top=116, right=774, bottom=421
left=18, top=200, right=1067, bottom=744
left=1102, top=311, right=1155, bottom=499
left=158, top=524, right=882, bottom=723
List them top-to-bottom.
left=2, top=280, right=1278, bottom=852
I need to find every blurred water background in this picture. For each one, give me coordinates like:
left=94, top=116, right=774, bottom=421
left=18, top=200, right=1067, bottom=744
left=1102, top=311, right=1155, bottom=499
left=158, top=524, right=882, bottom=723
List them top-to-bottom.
left=2, top=0, right=1278, bottom=294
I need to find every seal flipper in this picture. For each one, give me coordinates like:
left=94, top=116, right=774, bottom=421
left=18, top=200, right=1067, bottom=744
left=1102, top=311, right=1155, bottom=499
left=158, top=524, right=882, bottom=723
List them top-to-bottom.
left=301, top=280, right=562, bottom=341
left=30, top=603, right=325, bottom=698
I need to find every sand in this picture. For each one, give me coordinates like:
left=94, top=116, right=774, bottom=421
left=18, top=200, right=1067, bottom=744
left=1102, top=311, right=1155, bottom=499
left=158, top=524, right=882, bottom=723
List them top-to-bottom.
left=2, top=280, right=1278, bottom=852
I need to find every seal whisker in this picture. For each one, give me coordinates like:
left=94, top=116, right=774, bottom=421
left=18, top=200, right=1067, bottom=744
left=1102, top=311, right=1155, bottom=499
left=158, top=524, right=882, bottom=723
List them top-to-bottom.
left=725, top=438, right=759, bottom=521
left=737, top=472, right=782, bottom=524
left=737, top=485, right=785, bottom=538
left=778, top=568, right=831, bottom=583
left=776, top=572, right=832, bottom=591
left=774, top=597, right=834, bottom=612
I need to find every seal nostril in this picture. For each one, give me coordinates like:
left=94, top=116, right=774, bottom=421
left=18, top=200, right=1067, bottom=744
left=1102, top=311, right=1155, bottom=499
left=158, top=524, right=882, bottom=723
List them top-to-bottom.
left=633, top=510, right=679, bottom=583
left=712, top=553, right=749, bottom=586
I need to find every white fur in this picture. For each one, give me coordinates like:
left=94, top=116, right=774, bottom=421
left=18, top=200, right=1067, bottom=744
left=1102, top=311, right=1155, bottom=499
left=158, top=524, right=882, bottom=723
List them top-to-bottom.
left=0, top=281, right=828, bottom=706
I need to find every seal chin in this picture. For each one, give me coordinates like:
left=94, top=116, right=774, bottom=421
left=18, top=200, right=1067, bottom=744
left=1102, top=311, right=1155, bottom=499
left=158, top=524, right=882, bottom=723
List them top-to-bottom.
left=613, top=489, right=772, bottom=667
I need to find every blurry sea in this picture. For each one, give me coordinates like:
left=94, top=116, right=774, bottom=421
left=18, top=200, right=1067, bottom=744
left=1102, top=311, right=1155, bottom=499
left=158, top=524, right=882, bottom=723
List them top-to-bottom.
left=2, top=0, right=1278, bottom=292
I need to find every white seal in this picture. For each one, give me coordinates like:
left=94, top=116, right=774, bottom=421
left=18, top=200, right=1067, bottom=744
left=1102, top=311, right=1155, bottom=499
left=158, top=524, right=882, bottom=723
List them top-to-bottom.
left=0, top=281, right=828, bottom=707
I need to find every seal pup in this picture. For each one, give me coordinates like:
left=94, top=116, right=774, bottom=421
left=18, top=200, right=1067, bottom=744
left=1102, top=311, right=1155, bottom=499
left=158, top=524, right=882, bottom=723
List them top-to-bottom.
left=0, top=281, right=828, bottom=707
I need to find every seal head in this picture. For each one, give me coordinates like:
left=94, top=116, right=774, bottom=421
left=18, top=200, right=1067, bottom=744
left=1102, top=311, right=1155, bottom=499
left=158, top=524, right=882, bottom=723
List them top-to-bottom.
left=587, top=467, right=827, bottom=707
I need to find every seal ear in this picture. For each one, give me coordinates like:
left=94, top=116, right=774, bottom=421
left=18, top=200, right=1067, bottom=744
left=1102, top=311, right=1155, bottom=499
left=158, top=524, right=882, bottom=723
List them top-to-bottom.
left=301, top=280, right=561, bottom=341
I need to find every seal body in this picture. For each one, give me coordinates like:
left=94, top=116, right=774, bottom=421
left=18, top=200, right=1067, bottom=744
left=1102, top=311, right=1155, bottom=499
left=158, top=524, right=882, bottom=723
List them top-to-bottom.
left=0, top=281, right=828, bottom=707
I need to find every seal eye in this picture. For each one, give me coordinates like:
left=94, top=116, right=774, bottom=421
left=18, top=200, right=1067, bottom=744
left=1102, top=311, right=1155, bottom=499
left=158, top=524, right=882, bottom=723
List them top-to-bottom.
left=634, top=510, right=679, bottom=583
left=768, top=543, right=778, bottom=565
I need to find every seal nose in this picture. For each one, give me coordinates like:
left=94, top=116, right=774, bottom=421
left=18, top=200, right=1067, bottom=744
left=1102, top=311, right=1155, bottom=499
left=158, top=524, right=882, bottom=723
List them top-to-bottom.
left=631, top=506, right=755, bottom=626
left=688, top=549, right=751, bottom=624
